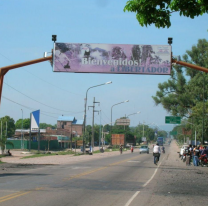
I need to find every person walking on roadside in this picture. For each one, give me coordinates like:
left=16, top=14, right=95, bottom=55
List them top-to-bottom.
left=153, top=143, right=161, bottom=165
left=119, top=144, right=123, bottom=154
left=131, top=145, right=134, bottom=153
left=189, top=145, right=193, bottom=164
left=162, top=146, right=165, bottom=153
left=186, top=146, right=191, bottom=166
left=193, top=146, right=200, bottom=166
left=201, top=146, right=208, bottom=157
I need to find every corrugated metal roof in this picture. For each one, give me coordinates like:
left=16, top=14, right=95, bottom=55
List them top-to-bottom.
left=57, top=116, right=75, bottom=121
left=72, top=119, right=84, bottom=125
left=15, top=129, right=46, bottom=133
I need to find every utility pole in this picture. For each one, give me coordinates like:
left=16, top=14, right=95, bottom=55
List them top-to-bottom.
left=202, top=73, right=205, bottom=144
left=88, top=97, right=100, bottom=153
left=21, top=109, right=23, bottom=150
left=99, top=110, right=101, bottom=149
left=0, top=121, right=2, bottom=151
left=5, top=121, right=7, bottom=151
left=70, top=126, right=72, bottom=151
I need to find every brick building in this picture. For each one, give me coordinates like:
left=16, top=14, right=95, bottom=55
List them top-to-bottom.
left=56, top=116, right=83, bottom=137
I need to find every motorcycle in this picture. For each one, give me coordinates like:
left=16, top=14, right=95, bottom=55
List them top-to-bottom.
left=182, top=153, right=186, bottom=162
left=199, top=154, right=208, bottom=167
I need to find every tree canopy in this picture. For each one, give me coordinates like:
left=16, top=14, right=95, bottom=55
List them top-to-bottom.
left=124, top=0, right=208, bottom=28
left=153, top=39, right=208, bottom=117
left=154, top=39, right=208, bottom=141
left=0, top=116, right=15, bottom=138
left=15, top=118, right=30, bottom=129
left=15, top=120, right=56, bottom=130
left=39, top=123, right=56, bottom=129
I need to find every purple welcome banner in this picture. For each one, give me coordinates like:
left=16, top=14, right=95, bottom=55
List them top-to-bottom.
left=53, top=43, right=171, bottom=75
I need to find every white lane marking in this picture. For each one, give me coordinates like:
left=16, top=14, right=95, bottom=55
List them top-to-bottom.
left=143, top=156, right=165, bottom=187
left=127, top=161, right=141, bottom=163
left=124, top=191, right=140, bottom=206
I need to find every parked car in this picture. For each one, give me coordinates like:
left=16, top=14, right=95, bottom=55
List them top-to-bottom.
left=179, top=144, right=189, bottom=157
left=139, top=145, right=149, bottom=154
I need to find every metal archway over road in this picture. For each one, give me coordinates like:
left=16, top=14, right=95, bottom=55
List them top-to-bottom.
left=53, top=42, right=208, bottom=74
left=0, top=47, right=208, bottom=108
left=0, top=56, right=52, bottom=105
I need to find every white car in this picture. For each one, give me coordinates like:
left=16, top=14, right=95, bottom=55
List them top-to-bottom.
left=179, top=144, right=189, bottom=157
left=139, top=145, right=149, bottom=154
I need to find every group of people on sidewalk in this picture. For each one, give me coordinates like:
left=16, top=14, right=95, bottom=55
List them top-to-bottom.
left=184, top=144, right=208, bottom=166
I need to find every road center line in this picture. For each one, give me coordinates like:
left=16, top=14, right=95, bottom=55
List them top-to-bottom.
left=64, top=156, right=139, bottom=181
left=143, top=156, right=165, bottom=187
left=0, top=187, right=44, bottom=203
left=0, top=191, right=31, bottom=203
left=124, top=191, right=140, bottom=206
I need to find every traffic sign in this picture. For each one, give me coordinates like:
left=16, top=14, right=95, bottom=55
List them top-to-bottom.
left=165, top=116, right=181, bottom=124
left=170, top=131, right=177, bottom=135
left=142, top=137, right=146, bottom=141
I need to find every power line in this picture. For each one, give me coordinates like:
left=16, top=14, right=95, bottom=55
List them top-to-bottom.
left=0, top=52, right=83, bottom=97
left=23, top=69, right=83, bottom=97
left=4, top=82, right=82, bottom=113
left=2, top=96, right=83, bottom=118
left=2, top=96, right=57, bottom=119
left=99, top=105, right=111, bottom=121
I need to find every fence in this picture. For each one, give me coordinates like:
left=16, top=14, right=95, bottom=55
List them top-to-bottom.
left=6, top=140, right=61, bottom=150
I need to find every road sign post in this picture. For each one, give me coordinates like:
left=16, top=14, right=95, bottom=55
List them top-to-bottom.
left=170, top=131, right=177, bottom=135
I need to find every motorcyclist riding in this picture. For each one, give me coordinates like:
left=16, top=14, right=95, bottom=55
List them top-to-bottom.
left=153, top=143, right=161, bottom=165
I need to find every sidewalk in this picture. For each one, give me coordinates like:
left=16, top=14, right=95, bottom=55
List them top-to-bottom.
left=143, top=139, right=208, bottom=206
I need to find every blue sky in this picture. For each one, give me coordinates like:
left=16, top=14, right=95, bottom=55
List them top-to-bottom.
left=0, top=0, right=208, bottom=132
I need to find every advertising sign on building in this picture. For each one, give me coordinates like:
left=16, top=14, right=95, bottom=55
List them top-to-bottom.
left=53, top=43, right=171, bottom=75
left=30, top=110, right=40, bottom=132
left=111, top=134, right=125, bottom=146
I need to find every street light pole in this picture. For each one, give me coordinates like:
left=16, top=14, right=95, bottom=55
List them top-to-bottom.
left=83, top=81, right=112, bottom=153
left=110, top=100, right=129, bottom=139
left=21, top=109, right=23, bottom=150
left=125, top=111, right=141, bottom=130
left=127, top=111, right=141, bottom=118
left=186, top=121, right=197, bottom=146
left=102, top=122, right=113, bottom=147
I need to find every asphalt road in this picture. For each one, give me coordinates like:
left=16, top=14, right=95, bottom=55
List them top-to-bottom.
left=0, top=141, right=207, bottom=206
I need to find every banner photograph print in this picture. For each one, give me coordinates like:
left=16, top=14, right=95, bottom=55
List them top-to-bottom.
left=53, top=43, right=171, bottom=75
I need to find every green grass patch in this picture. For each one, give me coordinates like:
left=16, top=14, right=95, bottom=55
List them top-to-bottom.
left=21, top=151, right=75, bottom=159
left=21, top=153, right=56, bottom=159
left=73, top=153, right=82, bottom=156
left=0, top=160, right=4, bottom=164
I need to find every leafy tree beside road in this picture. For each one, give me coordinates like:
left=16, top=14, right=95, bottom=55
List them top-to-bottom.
left=124, top=0, right=208, bottom=28
left=153, top=39, right=208, bottom=141
left=0, top=116, right=15, bottom=138
left=0, top=116, right=15, bottom=154
left=15, top=118, right=30, bottom=129
left=15, top=119, right=56, bottom=130
left=39, top=123, right=56, bottom=129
